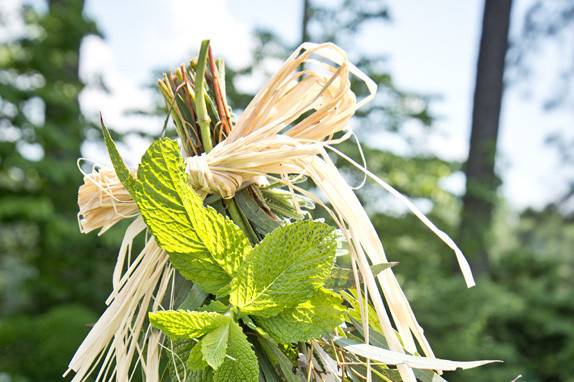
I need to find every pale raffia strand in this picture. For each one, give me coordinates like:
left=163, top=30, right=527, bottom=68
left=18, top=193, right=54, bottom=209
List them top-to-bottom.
left=70, top=42, right=491, bottom=382
left=77, top=165, right=138, bottom=235
left=65, top=216, right=173, bottom=382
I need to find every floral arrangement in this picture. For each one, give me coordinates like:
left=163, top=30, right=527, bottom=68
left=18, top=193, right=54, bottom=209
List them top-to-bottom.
left=66, top=40, right=495, bottom=382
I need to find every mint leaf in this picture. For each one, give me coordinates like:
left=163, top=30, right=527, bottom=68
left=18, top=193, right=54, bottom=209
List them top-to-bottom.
left=100, top=119, right=137, bottom=194
left=100, top=135, right=253, bottom=294
left=135, top=138, right=251, bottom=294
left=230, top=221, right=337, bottom=317
left=255, top=288, right=346, bottom=343
left=198, top=300, right=228, bottom=314
left=148, top=310, right=228, bottom=339
left=201, top=321, right=230, bottom=370
left=212, top=321, right=259, bottom=382
left=166, top=339, right=195, bottom=380
left=187, top=341, right=209, bottom=371
left=188, top=369, right=214, bottom=382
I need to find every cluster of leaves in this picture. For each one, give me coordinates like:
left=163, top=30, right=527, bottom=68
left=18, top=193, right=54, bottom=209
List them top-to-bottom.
left=102, top=129, right=346, bottom=381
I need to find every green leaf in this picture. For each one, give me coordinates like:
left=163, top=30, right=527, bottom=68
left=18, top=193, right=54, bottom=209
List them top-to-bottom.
left=100, top=117, right=137, bottom=194
left=135, top=138, right=251, bottom=294
left=260, top=186, right=313, bottom=220
left=234, top=188, right=280, bottom=235
left=230, top=221, right=337, bottom=317
left=371, top=261, right=399, bottom=275
left=178, top=284, right=208, bottom=311
left=255, top=288, right=346, bottom=343
left=343, top=290, right=381, bottom=332
left=198, top=300, right=229, bottom=314
left=148, top=310, right=229, bottom=339
left=201, top=321, right=230, bottom=370
left=212, top=321, right=259, bottom=382
left=256, top=336, right=303, bottom=382
left=166, top=339, right=195, bottom=380
left=174, top=340, right=213, bottom=381
left=187, top=341, right=209, bottom=371
left=188, top=368, right=214, bottom=382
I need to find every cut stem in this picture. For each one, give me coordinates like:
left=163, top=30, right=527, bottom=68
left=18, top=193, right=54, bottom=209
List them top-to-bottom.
left=194, top=40, right=213, bottom=153
left=208, top=46, right=233, bottom=136
left=224, top=198, right=258, bottom=244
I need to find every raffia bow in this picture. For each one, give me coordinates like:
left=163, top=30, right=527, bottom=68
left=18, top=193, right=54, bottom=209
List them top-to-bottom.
left=68, top=43, right=481, bottom=382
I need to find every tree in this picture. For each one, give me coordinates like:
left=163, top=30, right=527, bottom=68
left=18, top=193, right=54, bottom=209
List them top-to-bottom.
left=0, top=0, right=110, bottom=312
left=459, top=0, right=513, bottom=276
left=511, top=0, right=574, bottom=110
left=511, top=1, right=574, bottom=211
left=0, top=2, right=117, bottom=378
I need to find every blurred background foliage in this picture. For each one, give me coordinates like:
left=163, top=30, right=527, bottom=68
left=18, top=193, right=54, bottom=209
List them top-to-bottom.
left=0, top=0, right=573, bottom=381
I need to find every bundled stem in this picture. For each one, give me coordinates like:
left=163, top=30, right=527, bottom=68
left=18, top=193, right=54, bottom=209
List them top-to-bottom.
left=194, top=40, right=213, bottom=153
left=208, top=46, right=232, bottom=137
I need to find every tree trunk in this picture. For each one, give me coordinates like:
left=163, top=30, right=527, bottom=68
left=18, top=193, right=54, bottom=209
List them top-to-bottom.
left=459, top=0, right=513, bottom=277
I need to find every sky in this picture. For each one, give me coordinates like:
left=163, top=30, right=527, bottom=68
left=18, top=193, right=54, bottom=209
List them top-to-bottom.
left=7, top=0, right=573, bottom=210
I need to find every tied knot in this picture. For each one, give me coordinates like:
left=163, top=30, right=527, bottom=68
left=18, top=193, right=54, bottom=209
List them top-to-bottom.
left=185, top=154, right=243, bottom=199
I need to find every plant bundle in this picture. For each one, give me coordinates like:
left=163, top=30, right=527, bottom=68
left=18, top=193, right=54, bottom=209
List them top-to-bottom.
left=66, top=41, right=496, bottom=382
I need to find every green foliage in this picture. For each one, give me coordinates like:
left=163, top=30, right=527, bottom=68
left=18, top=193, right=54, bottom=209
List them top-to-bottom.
left=0, top=0, right=116, bottom=317
left=0, top=2, right=120, bottom=378
left=101, top=119, right=138, bottom=193
left=120, top=134, right=344, bottom=380
left=103, top=135, right=251, bottom=294
left=135, top=139, right=250, bottom=294
left=331, top=195, right=574, bottom=382
left=230, top=221, right=337, bottom=317
left=255, top=288, right=346, bottom=343
left=198, top=300, right=229, bottom=314
left=0, top=304, right=96, bottom=381
left=148, top=311, right=230, bottom=340
left=150, top=311, right=260, bottom=381
left=201, top=320, right=231, bottom=369
left=179, top=321, right=260, bottom=382
left=212, top=321, right=259, bottom=382
left=188, top=341, right=210, bottom=370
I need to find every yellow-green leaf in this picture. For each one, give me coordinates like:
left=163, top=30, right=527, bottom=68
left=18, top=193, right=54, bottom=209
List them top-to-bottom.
left=100, top=119, right=137, bottom=194
left=135, top=138, right=251, bottom=294
left=230, top=221, right=337, bottom=317
left=255, top=288, right=346, bottom=343
left=148, top=310, right=228, bottom=340
left=201, top=321, right=230, bottom=370
left=212, top=321, right=258, bottom=382
left=187, top=341, right=209, bottom=371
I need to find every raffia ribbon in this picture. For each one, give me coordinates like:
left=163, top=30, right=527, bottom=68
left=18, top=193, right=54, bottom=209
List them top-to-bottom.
left=70, top=43, right=479, bottom=382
